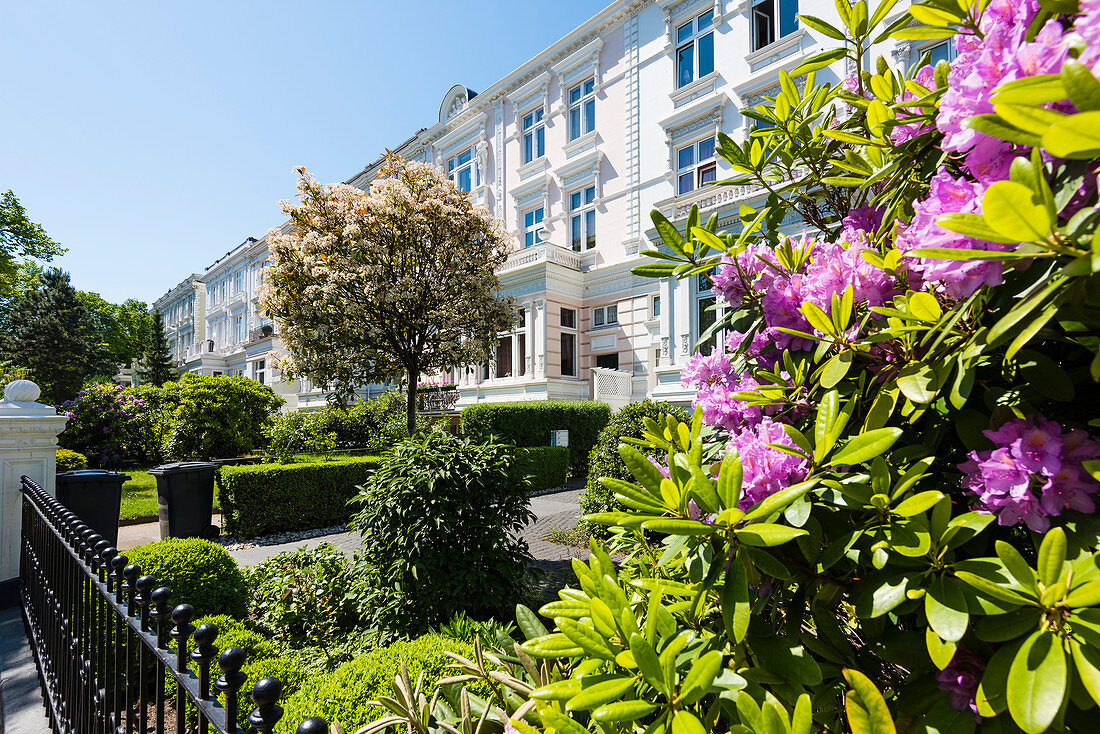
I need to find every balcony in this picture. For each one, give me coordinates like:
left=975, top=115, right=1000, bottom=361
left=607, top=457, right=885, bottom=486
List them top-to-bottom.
left=499, top=242, right=583, bottom=275
left=246, top=325, right=276, bottom=345
left=592, top=367, right=633, bottom=411
left=417, top=387, right=461, bottom=413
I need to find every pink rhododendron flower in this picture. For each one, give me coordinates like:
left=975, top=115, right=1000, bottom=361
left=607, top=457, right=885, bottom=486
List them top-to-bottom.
left=891, top=65, right=938, bottom=145
left=960, top=416, right=1100, bottom=531
left=727, top=417, right=809, bottom=509
left=936, top=647, right=984, bottom=717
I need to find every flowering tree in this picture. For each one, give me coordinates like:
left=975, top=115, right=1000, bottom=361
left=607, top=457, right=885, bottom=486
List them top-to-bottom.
left=354, top=0, right=1100, bottom=732
left=260, top=157, right=515, bottom=433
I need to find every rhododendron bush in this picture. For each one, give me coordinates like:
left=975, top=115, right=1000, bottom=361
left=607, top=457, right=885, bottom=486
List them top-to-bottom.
left=357, top=1, right=1100, bottom=733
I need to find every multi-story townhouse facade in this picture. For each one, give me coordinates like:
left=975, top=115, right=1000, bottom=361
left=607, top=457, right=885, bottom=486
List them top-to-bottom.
left=156, top=0, right=930, bottom=411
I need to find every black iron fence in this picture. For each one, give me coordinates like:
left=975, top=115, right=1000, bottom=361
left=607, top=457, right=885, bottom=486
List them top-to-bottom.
left=416, top=387, right=460, bottom=412
left=19, top=475, right=329, bottom=734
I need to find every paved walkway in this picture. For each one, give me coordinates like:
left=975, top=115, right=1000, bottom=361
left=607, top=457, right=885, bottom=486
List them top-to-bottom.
left=117, top=485, right=591, bottom=567
left=0, top=606, right=50, bottom=733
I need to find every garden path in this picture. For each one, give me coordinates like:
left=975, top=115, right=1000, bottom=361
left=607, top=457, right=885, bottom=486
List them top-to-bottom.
left=115, top=484, right=590, bottom=568
left=0, top=606, right=51, bottom=733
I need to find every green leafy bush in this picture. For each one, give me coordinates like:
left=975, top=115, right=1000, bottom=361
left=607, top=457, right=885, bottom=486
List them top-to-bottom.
left=159, top=374, right=283, bottom=459
left=57, top=383, right=161, bottom=467
left=580, top=399, right=688, bottom=517
left=460, top=400, right=610, bottom=476
left=349, top=432, right=535, bottom=640
left=513, top=446, right=569, bottom=493
left=55, top=447, right=88, bottom=471
left=217, top=455, right=382, bottom=537
left=124, top=538, right=248, bottom=619
left=246, top=543, right=362, bottom=649
left=275, top=634, right=483, bottom=734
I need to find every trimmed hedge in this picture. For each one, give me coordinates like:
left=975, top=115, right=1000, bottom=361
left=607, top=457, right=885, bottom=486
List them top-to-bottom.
left=460, top=400, right=611, bottom=475
left=514, top=446, right=569, bottom=492
left=56, top=447, right=88, bottom=471
left=217, top=456, right=383, bottom=537
left=124, top=538, right=249, bottom=619
left=275, top=634, right=487, bottom=734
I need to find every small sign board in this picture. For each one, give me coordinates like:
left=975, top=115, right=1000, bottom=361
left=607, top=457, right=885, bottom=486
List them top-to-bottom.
left=550, top=429, right=570, bottom=448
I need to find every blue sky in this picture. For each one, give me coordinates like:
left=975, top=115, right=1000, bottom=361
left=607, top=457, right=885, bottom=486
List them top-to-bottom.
left=1, top=1, right=604, bottom=305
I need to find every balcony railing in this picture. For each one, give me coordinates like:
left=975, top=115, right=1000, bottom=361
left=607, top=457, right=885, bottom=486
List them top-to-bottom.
left=499, top=242, right=583, bottom=274
left=247, top=325, right=276, bottom=344
left=592, top=367, right=633, bottom=410
left=417, top=387, right=461, bottom=412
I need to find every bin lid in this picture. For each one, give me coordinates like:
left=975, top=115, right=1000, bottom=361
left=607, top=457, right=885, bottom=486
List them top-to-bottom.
left=149, top=461, right=219, bottom=475
left=57, top=469, right=132, bottom=481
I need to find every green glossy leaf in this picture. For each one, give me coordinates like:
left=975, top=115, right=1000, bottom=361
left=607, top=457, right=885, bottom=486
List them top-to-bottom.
left=798, top=13, right=847, bottom=39
left=1062, top=59, right=1100, bottom=112
left=992, top=74, right=1067, bottom=105
left=1042, top=110, right=1100, bottom=158
left=983, top=180, right=1052, bottom=242
left=935, top=212, right=1035, bottom=245
left=820, top=351, right=853, bottom=389
left=896, top=363, right=940, bottom=404
left=829, top=428, right=904, bottom=466
left=621, top=444, right=666, bottom=496
left=718, top=450, right=743, bottom=510
left=743, top=481, right=816, bottom=521
left=892, top=490, right=944, bottom=517
left=642, top=518, right=716, bottom=536
left=735, top=523, right=808, bottom=546
left=1038, top=527, right=1067, bottom=588
left=996, top=540, right=1039, bottom=593
left=723, top=559, right=751, bottom=644
left=955, top=571, right=1030, bottom=606
left=853, top=575, right=911, bottom=618
left=925, top=576, right=969, bottom=642
left=1066, top=579, right=1100, bottom=608
left=516, top=604, right=550, bottom=641
left=558, top=619, right=615, bottom=661
left=926, top=627, right=957, bottom=670
left=1007, top=630, right=1067, bottom=733
left=629, top=634, right=666, bottom=695
left=1070, top=636, right=1100, bottom=708
left=977, top=637, right=1025, bottom=717
left=680, top=650, right=723, bottom=704
left=843, top=668, right=897, bottom=734
left=565, top=677, right=635, bottom=711
left=530, top=678, right=583, bottom=700
left=592, top=700, right=659, bottom=722
left=539, top=709, right=590, bottom=734
left=671, top=710, right=706, bottom=734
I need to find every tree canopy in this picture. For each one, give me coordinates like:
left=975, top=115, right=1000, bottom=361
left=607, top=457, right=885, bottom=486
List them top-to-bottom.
left=261, top=158, right=515, bottom=432
left=0, top=190, right=64, bottom=295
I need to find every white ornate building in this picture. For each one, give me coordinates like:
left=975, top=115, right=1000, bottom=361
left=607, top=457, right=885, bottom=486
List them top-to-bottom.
left=155, top=0, right=933, bottom=411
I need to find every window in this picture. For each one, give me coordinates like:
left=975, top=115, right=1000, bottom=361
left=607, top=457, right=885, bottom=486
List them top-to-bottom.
left=751, top=0, right=798, bottom=52
left=676, top=9, right=715, bottom=88
left=913, top=40, right=956, bottom=70
left=567, top=78, right=596, bottom=141
left=522, top=108, right=545, bottom=163
left=677, top=137, right=717, bottom=195
left=447, top=148, right=478, bottom=193
left=569, top=185, right=597, bottom=252
left=523, top=207, right=545, bottom=248
left=697, top=269, right=719, bottom=356
left=233, top=270, right=244, bottom=294
left=652, top=295, right=661, bottom=318
left=592, top=304, right=618, bottom=328
left=560, top=307, right=577, bottom=378
left=495, top=308, right=528, bottom=378
left=233, top=316, right=244, bottom=344
left=496, top=336, right=513, bottom=379
left=595, top=353, right=620, bottom=370
left=253, top=359, right=266, bottom=385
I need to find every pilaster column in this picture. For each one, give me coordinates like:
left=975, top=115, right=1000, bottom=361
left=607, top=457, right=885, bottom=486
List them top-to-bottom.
left=672, top=274, right=692, bottom=366
left=658, top=277, right=672, bottom=368
left=535, top=300, right=547, bottom=378
left=525, top=305, right=535, bottom=379
left=0, top=380, right=69, bottom=585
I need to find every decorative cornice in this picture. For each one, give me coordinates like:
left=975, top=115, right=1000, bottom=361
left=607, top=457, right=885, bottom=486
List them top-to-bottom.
left=551, top=37, right=604, bottom=91
left=507, top=71, right=552, bottom=117
left=555, top=149, right=604, bottom=191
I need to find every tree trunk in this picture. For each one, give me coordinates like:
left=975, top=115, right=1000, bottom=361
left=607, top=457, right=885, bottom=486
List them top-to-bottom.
left=406, top=370, right=418, bottom=437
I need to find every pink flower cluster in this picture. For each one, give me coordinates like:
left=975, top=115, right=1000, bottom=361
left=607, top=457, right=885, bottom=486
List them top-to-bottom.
left=891, top=65, right=938, bottom=145
left=959, top=416, right=1100, bottom=532
left=728, top=417, right=809, bottom=510
left=936, top=647, right=984, bottom=717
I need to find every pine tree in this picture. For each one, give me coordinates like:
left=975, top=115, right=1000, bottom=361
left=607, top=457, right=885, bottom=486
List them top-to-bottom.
left=0, top=268, right=103, bottom=404
left=138, top=310, right=174, bottom=386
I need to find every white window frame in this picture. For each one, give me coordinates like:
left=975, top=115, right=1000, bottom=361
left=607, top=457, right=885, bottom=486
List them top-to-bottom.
left=750, top=0, right=798, bottom=52
left=676, top=9, right=716, bottom=89
left=911, top=40, right=957, bottom=71
left=567, top=78, right=596, bottom=142
left=521, top=107, right=545, bottom=164
left=676, top=136, right=718, bottom=196
left=446, top=147, right=479, bottom=193
left=568, top=185, right=597, bottom=252
left=523, top=206, right=545, bottom=248
left=695, top=269, right=722, bottom=356
left=233, top=270, right=244, bottom=294
left=652, top=295, right=661, bottom=319
left=592, top=304, right=618, bottom=328
left=495, top=307, right=528, bottom=379
left=560, top=307, right=578, bottom=378
left=233, top=315, right=244, bottom=344
left=253, top=359, right=266, bottom=385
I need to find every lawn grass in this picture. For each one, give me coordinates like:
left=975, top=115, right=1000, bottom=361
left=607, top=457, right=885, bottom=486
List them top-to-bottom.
left=119, top=469, right=223, bottom=523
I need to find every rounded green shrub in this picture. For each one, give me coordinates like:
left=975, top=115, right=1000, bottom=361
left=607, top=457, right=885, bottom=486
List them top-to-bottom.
left=580, top=399, right=688, bottom=517
left=56, top=447, right=88, bottom=471
left=125, top=538, right=248, bottom=619
left=275, top=634, right=482, bottom=734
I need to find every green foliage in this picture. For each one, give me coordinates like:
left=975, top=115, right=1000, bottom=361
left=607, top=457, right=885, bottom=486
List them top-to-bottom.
left=0, top=190, right=64, bottom=297
left=0, top=268, right=106, bottom=403
left=78, top=291, right=153, bottom=373
left=138, top=310, right=174, bottom=386
left=158, top=374, right=283, bottom=459
left=58, top=383, right=161, bottom=468
left=580, top=399, right=688, bottom=518
left=461, top=400, right=611, bottom=475
left=348, top=432, right=535, bottom=640
left=513, top=446, right=570, bottom=493
left=55, top=447, right=87, bottom=471
left=217, top=455, right=382, bottom=537
left=124, top=537, right=248, bottom=619
left=246, top=543, right=362, bottom=651
left=435, top=610, right=517, bottom=650
left=275, top=634, right=483, bottom=734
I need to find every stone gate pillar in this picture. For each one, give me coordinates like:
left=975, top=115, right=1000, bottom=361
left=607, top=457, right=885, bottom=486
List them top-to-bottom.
left=0, top=380, right=68, bottom=599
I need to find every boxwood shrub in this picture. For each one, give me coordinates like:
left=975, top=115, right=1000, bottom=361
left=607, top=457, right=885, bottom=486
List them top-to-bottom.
left=580, top=399, right=688, bottom=518
left=460, top=400, right=610, bottom=476
left=514, top=446, right=569, bottom=492
left=56, top=447, right=88, bottom=471
left=217, top=456, right=382, bottom=537
left=124, top=538, right=248, bottom=619
left=275, top=634, right=485, bottom=734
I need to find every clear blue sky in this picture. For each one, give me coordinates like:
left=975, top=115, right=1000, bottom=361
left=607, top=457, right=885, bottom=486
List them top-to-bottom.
left=2, top=1, right=604, bottom=305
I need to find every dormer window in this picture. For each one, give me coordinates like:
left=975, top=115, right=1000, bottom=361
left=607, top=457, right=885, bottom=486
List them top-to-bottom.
left=676, top=9, right=715, bottom=88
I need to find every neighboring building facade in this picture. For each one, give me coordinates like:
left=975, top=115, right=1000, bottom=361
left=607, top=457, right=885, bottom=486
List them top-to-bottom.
left=156, top=0, right=926, bottom=411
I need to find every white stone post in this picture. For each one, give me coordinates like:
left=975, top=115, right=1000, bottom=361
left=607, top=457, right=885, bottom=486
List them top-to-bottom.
left=0, top=380, right=69, bottom=584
